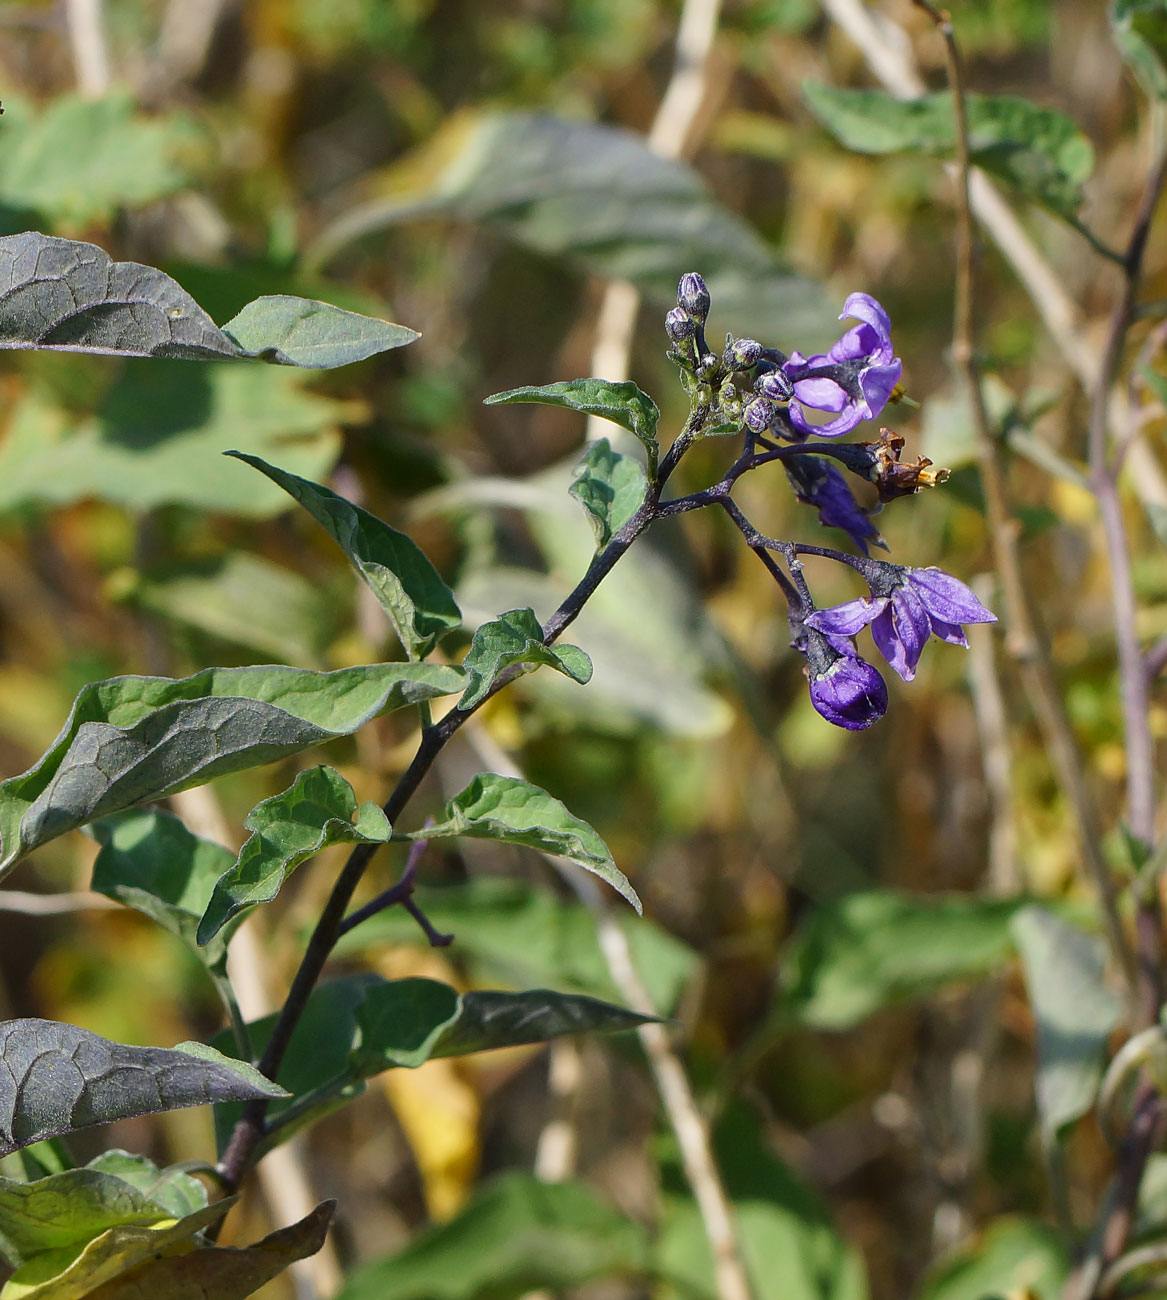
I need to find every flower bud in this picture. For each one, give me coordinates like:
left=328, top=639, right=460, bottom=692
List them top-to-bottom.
left=677, top=272, right=711, bottom=321
left=665, top=307, right=696, bottom=343
left=724, top=336, right=762, bottom=370
left=756, top=369, right=794, bottom=403
left=743, top=396, right=777, bottom=433
left=808, top=651, right=888, bottom=730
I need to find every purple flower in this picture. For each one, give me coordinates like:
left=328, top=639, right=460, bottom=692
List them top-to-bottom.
left=782, top=293, right=902, bottom=438
left=785, top=455, right=883, bottom=555
left=807, top=565, right=997, bottom=682
left=804, top=631, right=888, bottom=730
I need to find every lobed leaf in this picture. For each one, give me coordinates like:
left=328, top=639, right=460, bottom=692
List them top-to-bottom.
left=802, top=83, right=1095, bottom=220
left=0, top=232, right=417, bottom=367
left=485, top=379, right=660, bottom=475
left=569, top=438, right=649, bottom=549
left=226, top=453, right=461, bottom=658
left=459, top=607, right=591, bottom=709
left=0, top=662, right=464, bottom=876
left=197, top=765, right=391, bottom=945
left=421, top=773, right=640, bottom=912
left=91, top=809, right=236, bottom=971
left=779, top=890, right=1023, bottom=1031
left=1011, top=906, right=1123, bottom=1140
left=0, top=1020, right=285, bottom=1157
left=334, top=1173, right=648, bottom=1300
left=51, top=1201, right=332, bottom=1300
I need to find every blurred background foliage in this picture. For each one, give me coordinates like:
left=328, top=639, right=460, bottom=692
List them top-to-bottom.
left=0, top=0, right=1155, bottom=1297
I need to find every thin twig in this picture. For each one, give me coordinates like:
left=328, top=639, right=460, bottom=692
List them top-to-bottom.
left=0, top=890, right=117, bottom=914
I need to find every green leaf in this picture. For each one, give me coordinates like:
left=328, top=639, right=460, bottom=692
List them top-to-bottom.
left=1111, top=0, right=1167, bottom=100
left=802, top=83, right=1095, bottom=220
left=0, top=94, right=198, bottom=229
left=307, top=111, right=836, bottom=347
left=0, top=232, right=418, bottom=367
left=222, top=295, right=418, bottom=368
left=0, top=363, right=345, bottom=517
left=486, top=379, right=660, bottom=475
left=569, top=438, right=650, bottom=549
left=226, top=453, right=461, bottom=658
left=130, top=551, right=341, bottom=663
left=459, top=608, right=591, bottom=709
left=0, top=661, right=464, bottom=876
left=197, top=765, right=391, bottom=945
left=422, top=773, right=640, bottom=912
left=91, top=808, right=237, bottom=970
left=333, top=877, right=697, bottom=1013
left=780, top=891, right=1023, bottom=1031
left=1011, top=906, right=1123, bottom=1140
left=350, top=978, right=654, bottom=1076
left=0, top=1020, right=285, bottom=1157
left=81, top=1152, right=208, bottom=1220
left=335, top=1172, right=649, bottom=1300
left=0, top=1198, right=231, bottom=1300
left=11, top=1201, right=332, bottom=1300
left=917, top=1216, right=1068, bottom=1300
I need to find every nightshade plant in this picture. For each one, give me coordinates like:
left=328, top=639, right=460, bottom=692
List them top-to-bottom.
left=0, top=231, right=991, bottom=1295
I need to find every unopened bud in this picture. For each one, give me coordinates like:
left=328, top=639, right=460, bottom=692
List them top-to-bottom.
left=677, top=272, right=711, bottom=321
left=665, top=307, right=696, bottom=343
left=724, top=336, right=763, bottom=371
left=757, top=370, right=794, bottom=402
left=744, top=396, right=777, bottom=433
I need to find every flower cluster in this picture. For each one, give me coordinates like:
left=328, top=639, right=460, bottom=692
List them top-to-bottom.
left=664, top=273, right=997, bottom=730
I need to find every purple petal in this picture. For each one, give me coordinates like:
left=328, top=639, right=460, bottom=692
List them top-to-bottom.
left=840, top=292, right=892, bottom=341
left=828, top=322, right=887, bottom=365
left=782, top=349, right=828, bottom=380
left=858, top=360, right=903, bottom=417
left=792, top=376, right=849, bottom=413
left=787, top=401, right=864, bottom=438
left=908, top=568, right=997, bottom=625
left=871, top=587, right=930, bottom=682
left=807, top=596, right=886, bottom=637
left=929, top=617, right=970, bottom=648
left=809, top=655, right=888, bottom=730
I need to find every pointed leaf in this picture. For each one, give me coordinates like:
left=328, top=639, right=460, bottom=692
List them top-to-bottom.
left=802, top=83, right=1095, bottom=220
left=0, top=233, right=418, bottom=368
left=223, top=295, right=418, bottom=368
left=485, top=379, right=659, bottom=475
left=569, top=439, right=649, bottom=549
left=226, top=453, right=461, bottom=658
left=459, top=608, right=591, bottom=709
left=0, top=661, right=464, bottom=876
left=198, top=765, right=391, bottom=945
left=421, top=773, right=639, bottom=912
left=91, top=809, right=236, bottom=970
left=1011, top=906, right=1123, bottom=1139
left=350, top=978, right=654, bottom=1076
left=0, top=1020, right=286, bottom=1156
left=335, top=1173, right=648, bottom=1300
left=0, top=1200, right=232, bottom=1300
left=72, top=1201, right=333, bottom=1300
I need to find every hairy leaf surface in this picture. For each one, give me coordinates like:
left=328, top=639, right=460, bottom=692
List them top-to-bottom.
left=0, top=233, right=417, bottom=366
left=486, top=379, right=660, bottom=474
left=226, top=453, right=461, bottom=658
left=459, top=608, right=591, bottom=709
left=0, top=662, right=463, bottom=875
left=198, top=765, right=391, bottom=944
left=421, top=773, right=639, bottom=911
left=0, top=1020, right=285, bottom=1156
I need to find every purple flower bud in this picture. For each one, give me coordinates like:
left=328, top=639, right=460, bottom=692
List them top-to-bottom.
left=678, top=272, right=711, bottom=321
left=665, top=307, right=696, bottom=343
left=724, top=336, right=763, bottom=370
left=757, top=370, right=794, bottom=403
left=744, top=395, right=777, bottom=433
left=808, top=647, right=888, bottom=731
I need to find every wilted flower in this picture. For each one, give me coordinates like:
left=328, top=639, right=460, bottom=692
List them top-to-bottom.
left=783, top=293, right=902, bottom=438
left=785, top=455, right=883, bottom=555
left=807, top=565, right=997, bottom=682
left=803, top=630, right=888, bottom=730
